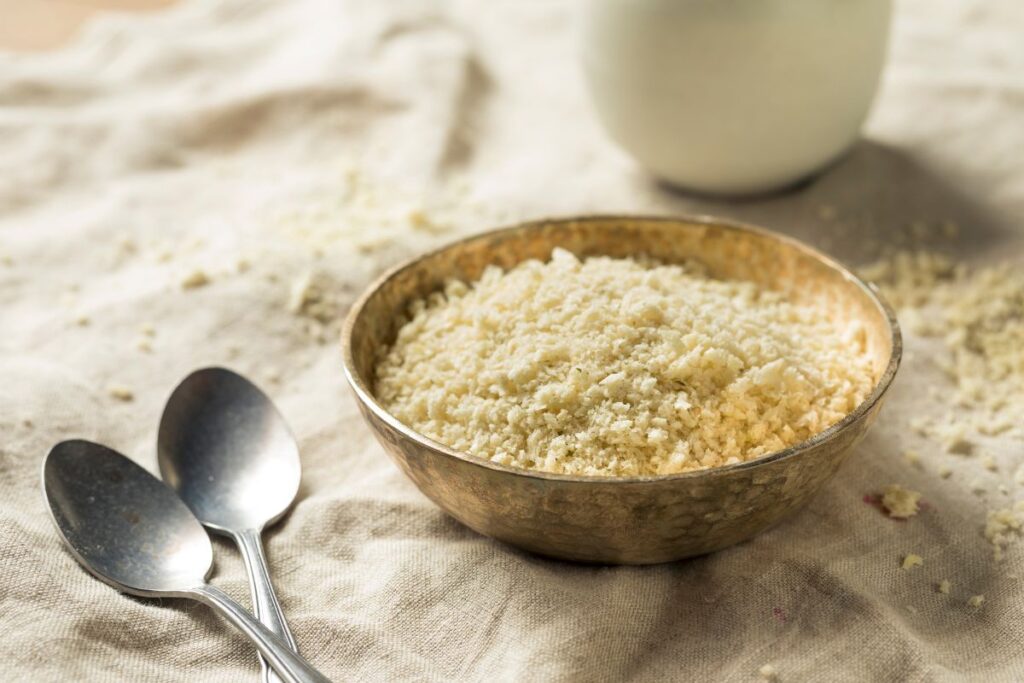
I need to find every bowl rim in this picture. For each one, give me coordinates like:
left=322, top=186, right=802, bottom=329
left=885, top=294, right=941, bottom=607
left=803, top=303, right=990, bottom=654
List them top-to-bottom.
left=341, top=214, right=902, bottom=484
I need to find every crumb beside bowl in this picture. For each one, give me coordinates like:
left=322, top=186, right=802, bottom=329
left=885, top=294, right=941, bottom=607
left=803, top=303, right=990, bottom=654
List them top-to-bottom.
left=341, top=215, right=901, bottom=564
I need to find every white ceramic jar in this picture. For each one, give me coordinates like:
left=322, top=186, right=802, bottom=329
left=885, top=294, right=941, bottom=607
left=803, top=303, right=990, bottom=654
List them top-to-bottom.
left=581, top=0, right=892, bottom=196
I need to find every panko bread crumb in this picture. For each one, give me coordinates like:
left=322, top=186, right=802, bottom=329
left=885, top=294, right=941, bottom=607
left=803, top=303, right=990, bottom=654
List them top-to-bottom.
left=375, top=249, right=876, bottom=476
left=861, top=251, right=1024, bottom=444
left=863, top=251, right=1024, bottom=562
left=107, top=384, right=135, bottom=402
left=882, top=484, right=922, bottom=519
left=985, top=502, right=1024, bottom=561
left=901, top=553, right=924, bottom=570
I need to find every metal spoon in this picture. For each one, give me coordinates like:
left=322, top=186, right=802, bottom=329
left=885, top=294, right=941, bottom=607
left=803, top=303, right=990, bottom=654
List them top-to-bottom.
left=158, top=367, right=301, bottom=683
left=41, top=440, right=330, bottom=683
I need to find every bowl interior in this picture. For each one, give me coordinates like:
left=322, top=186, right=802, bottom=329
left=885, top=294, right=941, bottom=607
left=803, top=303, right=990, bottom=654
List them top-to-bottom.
left=345, top=215, right=898, bottom=469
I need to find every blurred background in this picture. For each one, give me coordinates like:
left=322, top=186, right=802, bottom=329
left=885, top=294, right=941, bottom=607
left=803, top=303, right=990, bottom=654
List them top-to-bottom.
left=1, top=0, right=174, bottom=51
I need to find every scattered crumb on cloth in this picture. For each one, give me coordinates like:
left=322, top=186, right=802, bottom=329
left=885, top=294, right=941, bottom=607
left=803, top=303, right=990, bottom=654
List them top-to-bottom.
left=863, top=250, right=1024, bottom=577
left=861, top=252, right=1023, bottom=445
left=180, top=269, right=211, bottom=289
left=287, top=271, right=347, bottom=344
left=107, top=384, right=134, bottom=402
left=882, top=485, right=922, bottom=519
left=985, top=503, right=1024, bottom=561
left=902, top=554, right=924, bottom=570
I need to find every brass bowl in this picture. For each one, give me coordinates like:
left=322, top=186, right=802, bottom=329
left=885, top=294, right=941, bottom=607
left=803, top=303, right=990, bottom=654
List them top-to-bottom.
left=342, top=215, right=901, bottom=564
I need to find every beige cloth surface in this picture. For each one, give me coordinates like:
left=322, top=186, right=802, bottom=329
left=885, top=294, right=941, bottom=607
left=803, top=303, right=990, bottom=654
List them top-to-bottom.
left=2, top=0, right=1023, bottom=681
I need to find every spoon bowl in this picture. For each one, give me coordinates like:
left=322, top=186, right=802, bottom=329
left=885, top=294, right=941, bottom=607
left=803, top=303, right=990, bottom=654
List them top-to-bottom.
left=158, top=367, right=300, bottom=533
left=43, top=439, right=212, bottom=596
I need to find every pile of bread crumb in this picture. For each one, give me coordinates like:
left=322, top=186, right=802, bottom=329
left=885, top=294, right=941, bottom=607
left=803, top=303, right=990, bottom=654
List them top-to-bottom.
left=376, top=248, right=876, bottom=476
left=863, top=248, right=1024, bottom=606
left=861, top=251, right=1023, bottom=447
left=881, top=484, right=921, bottom=519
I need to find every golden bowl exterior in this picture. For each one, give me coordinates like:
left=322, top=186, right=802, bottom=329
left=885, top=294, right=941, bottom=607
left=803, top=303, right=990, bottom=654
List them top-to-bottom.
left=342, top=216, right=901, bottom=564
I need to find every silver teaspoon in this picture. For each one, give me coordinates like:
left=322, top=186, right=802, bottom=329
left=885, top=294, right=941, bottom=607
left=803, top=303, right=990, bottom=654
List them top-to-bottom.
left=158, top=367, right=301, bottom=683
left=41, top=440, right=331, bottom=683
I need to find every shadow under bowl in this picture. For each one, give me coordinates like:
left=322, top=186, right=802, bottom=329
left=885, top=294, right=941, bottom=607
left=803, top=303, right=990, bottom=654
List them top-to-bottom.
left=342, top=215, right=901, bottom=564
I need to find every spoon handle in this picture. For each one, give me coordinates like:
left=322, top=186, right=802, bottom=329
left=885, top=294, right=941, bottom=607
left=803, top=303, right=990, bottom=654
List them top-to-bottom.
left=234, top=528, right=298, bottom=683
left=191, top=584, right=332, bottom=683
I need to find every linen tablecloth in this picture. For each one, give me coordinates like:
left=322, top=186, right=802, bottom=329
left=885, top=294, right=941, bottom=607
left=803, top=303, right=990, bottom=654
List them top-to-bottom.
left=1, top=1, right=1022, bottom=680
